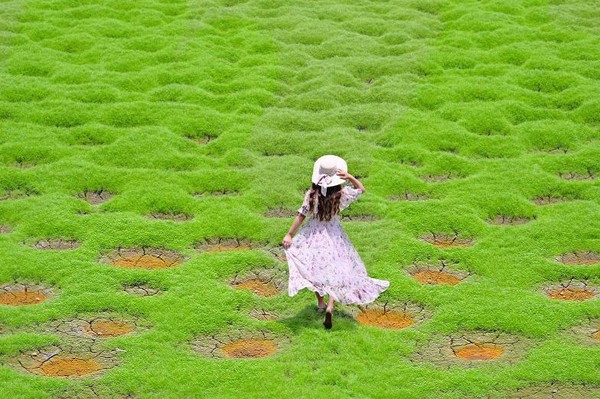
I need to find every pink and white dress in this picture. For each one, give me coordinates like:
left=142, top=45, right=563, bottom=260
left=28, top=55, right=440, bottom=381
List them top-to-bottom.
left=284, top=186, right=390, bottom=304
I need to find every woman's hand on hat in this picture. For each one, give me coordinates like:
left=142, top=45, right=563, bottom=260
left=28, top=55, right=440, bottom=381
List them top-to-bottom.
left=336, top=170, right=351, bottom=180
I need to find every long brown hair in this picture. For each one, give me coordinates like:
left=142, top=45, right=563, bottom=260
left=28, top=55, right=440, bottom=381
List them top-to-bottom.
left=308, top=183, right=342, bottom=221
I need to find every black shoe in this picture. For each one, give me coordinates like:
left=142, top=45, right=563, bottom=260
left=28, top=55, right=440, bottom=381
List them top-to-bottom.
left=323, top=311, right=333, bottom=329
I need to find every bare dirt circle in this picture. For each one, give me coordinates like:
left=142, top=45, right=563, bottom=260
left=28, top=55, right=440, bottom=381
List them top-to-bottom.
left=77, top=190, right=113, bottom=205
left=147, top=212, right=193, bottom=222
left=487, top=215, right=534, bottom=225
left=0, top=224, right=12, bottom=234
left=421, top=233, right=474, bottom=248
left=195, top=237, right=255, bottom=253
left=32, top=239, right=80, bottom=250
left=100, top=247, right=186, bottom=270
left=555, top=250, right=600, bottom=266
left=230, top=269, right=285, bottom=297
left=414, top=270, right=461, bottom=285
left=233, top=279, right=279, bottom=297
left=543, top=280, right=598, bottom=301
left=0, top=283, right=54, bottom=306
left=123, top=283, right=162, bottom=297
left=546, top=288, right=596, bottom=301
left=352, top=301, right=430, bottom=330
left=247, top=308, right=279, bottom=321
left=356, top=309, right=415, bottom=329
left=84, top=321, right=134, bottom=338
left=191, top=330, right=288, bottom=359
left=412, top=330, right=528, bottom=368
left=221, top=339, right=278, bottom=358
left=14, top=343, right=119, bottom=378
left=453, top=343, right=505, bottom=360
left=40, top=356, right=102, bottom=377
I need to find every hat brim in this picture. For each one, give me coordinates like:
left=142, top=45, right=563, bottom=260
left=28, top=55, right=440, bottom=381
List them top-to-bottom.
left=311, top=155, right=348, bottom=186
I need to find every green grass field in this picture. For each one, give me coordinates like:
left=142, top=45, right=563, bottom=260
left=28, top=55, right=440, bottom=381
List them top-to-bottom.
left=1, top=0, right=600, bottom=397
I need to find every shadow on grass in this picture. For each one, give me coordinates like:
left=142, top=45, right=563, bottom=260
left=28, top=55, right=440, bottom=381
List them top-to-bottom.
left=277, top=304, right=359, bottom=334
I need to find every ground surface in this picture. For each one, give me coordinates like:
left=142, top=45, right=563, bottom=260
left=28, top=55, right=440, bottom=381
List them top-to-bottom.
left=0, top=0, right=599, bottom=398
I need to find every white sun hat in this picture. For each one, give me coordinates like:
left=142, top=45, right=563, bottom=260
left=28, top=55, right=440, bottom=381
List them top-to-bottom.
left=311, top=155, right=348, bottom=196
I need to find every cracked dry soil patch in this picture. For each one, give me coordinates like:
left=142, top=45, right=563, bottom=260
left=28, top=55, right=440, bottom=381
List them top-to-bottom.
left=557, top=171, right=596, bottom=180
left=76, top=190, right=113, bottom=205
left=389, top=192, right=432, bottom=201
left=532, top=195, right=573, bottom=206
left=147, top=212, right=193, bottom=222
left=340, top=214, right=378, bottom=222
left=487, top=215, right=535, bottom=226
left=0, top=224, right=12, bottom=234
left=421, top=232, right=475, bottom=249
left=195, top=237, right=286, bottom=262
left=32, top=238, right=81, bottom=250
left=100, top=247, right=186, bottom=270
left=554, top=250, right=600, bottom=266
left=407, top=259, right=471, bottom=286
left=230, top=268, right=285, bottom=297
left=542, top=279, right=599, bottom=301
left=0, top=283, right=54, bottom=306
left=123, top=283, right=162, bottom=297
left=352, top=301, right=431, bottom=330
left=247, top=308, right=279, bottom=321
left=46, top=313, right=146, bottom=339
left=568, top=318, right=600, bottom=345
left=191, top=330, right=288, bottom=359
left=413, top=331, right=529, bottom=368
left=13, top=341, right=120, bottom=378
left=493, top=382, right=600, bottom=399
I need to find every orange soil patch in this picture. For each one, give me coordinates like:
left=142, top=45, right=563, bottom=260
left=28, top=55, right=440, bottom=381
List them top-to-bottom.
left=421, top=233, right=474, bottom=248
left=101, top=248, right=185, bottom=270
left=555, top=251, right=600, bottom=265
left=412, top=270, right=461, bottom=285
left=233, top=278, right=279, bottom=297
left=546, top=288, right=596, bottom=301
left=0, top=290, right=48, bottom=306
left=356, top=309, right=415, bottom=329
left=84, top=321, right=134, bottom=337
left=592, top=330, right=600, bottom=341
left=221, top=339, right=277, bottom=358
left=454, top=343, right=505, bottom=360
left=39, top=356, right=102, bottom=377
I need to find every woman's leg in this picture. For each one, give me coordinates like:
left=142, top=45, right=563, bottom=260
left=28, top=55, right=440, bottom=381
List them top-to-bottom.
left=315, top=292, right=326, bottom=309
left=326, top=295, right=334, bottom=313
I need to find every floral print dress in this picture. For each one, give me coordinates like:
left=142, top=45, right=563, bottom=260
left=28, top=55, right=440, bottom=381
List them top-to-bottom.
left=284, top=185, right=390, bottom=305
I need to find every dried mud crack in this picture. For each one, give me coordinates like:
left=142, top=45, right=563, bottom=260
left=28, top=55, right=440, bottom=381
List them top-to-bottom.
left=77, top=190, right=113, bottom=205
left=147, top=212, right=193, bottom=222
left=487, top=215, right=535, bottom=226
left=421, top=232, right=475, bottom=248
left=195, top=238, right=286, bottom=262
left=32, top=239, right=81, bottom=250
left=100, top=247, right=186, bottom=270
left=554, top=250, right=600, bottom=266
left=407, top=259, right=471, bottom=285
left=230, top=268, right=285, bottom=297
left=543, top=279, right=599, bottom=301
left=0, top=283, right=55, bottom=306
left=123, top=283, right=162, bottom=297
left=352, top=301, right=431, bottom=330
left=247, top=308, right=279, bottom=321
left=45, top=312, right=148, bottom=340
left=191, top=330, right=288, bottom=359
left=412, top=330, right=529, bottom=368
left=13, top=341, right=120, bottom=378
left=493, top=382, right=600, bottom=399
